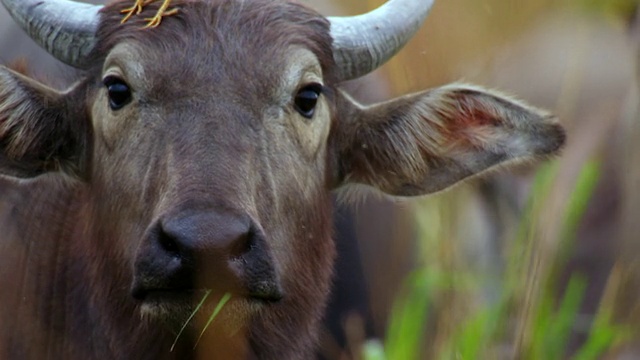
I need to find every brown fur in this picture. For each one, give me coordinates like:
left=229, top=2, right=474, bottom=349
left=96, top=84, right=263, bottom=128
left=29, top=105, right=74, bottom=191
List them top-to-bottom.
left=0, top=0, right=564, bottom=359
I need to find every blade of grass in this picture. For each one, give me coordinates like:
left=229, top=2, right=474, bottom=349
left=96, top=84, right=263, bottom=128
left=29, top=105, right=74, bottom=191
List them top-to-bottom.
left=562, top=160, right=600, bottom=236
left=512, top=161, right=560, bottom=357
left=573, top=264, right=636, bottom=360
left=385, top=270, right=433, bottom=360
left=548, top=276, right=586, bottom=358
left=573, top=283, right=634, bottom=360
left=171, top=289, right=212, bottom=352
left=530, top=289, right=553, bottom=360
left=194, top=292, right=232, bottom=349
left=440, top=302, right=504, bottom=360
left=572, top=320, right=631, bottom=360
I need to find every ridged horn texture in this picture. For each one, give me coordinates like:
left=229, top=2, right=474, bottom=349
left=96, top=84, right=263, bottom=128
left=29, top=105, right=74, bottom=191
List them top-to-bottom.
left=1, top=0, right=102, bottom=69
left=329, top=0, right=435, bottom=81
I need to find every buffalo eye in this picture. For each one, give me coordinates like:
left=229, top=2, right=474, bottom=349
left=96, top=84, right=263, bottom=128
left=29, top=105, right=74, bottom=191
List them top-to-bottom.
left=103, top=76, right=132, bottom=110
left=294, top=83, right=323, bottom=119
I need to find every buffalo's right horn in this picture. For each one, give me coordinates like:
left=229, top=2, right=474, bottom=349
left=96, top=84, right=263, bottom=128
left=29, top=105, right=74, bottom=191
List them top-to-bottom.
left=329, top=0, right=435, bottom=81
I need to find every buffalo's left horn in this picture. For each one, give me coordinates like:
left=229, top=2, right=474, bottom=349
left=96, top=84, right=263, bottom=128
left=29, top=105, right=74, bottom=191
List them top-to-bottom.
left=1, top=0, right=102, bottom=69
left=329, top=0, right=435, bottom=81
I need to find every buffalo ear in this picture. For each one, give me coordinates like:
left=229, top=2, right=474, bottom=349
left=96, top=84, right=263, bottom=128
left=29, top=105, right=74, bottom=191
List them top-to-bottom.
left=0, top=66, right=88, bottom=178
left=333, top=84, right=565, bottom=196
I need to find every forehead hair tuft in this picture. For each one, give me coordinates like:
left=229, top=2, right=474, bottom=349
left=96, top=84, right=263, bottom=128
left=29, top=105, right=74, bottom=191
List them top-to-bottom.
left=90, top=0, right=337, bottom=83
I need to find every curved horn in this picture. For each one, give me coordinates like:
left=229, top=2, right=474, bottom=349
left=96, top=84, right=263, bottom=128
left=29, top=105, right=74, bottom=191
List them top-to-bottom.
left=1, top=0, right=102, bottom=69
left=329, top=0, right=435, bottom=81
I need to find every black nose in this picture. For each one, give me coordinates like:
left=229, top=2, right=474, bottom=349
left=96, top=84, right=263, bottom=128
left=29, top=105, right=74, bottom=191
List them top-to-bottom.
left=132, top=211, right=282, bottom=302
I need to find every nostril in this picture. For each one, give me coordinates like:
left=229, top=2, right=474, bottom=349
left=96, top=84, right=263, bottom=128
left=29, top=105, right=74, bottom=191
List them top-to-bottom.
left=135, top=212, right=282, bottom=303
left=157, top=224, right=181, bottom=257
left=228, top=226, right=253, bottom=260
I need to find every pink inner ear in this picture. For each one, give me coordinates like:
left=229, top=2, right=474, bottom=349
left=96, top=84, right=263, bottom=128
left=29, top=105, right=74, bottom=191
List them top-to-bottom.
left=8, top=59, right=30, bottom=76
left=436, top=94, right=504, bottom=149
left=452, top=94, right=503, bottom=128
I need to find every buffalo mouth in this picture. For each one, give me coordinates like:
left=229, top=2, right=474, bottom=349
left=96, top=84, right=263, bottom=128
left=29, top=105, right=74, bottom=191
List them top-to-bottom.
left=131, top=284, right=283, bottom=333
left=131, top=285, right=283, bottom=306
left=132, top=287, right=196, bottom=302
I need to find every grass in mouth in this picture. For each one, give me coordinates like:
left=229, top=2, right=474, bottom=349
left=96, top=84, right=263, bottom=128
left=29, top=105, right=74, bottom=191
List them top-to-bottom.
left=170, top=289, right=211, bottom=352
left=170, top=291, right=233, bottom=351
left=194, top=292, right=232, bottom=349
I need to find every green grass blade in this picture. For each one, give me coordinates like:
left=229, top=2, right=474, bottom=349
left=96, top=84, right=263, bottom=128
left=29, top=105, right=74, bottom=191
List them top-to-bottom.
left=560, top=160, right=601, bottom=246
left=385, top=270, right=433, bottom=360
left=544, top=276, right=587, bottom=359
left=171, top=289, right=211, bottom=352
left=530, top=291, right=553, bottom=359
left=194, top=292, right=232, bottom=349
left=444, top=303, right=503, bottom=360
left=573, top=308, right=632, bottom=360
left=572, top=326, right=616, bottom=360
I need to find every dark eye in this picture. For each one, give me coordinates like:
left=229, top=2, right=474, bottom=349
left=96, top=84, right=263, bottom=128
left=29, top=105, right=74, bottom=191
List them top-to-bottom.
left=103, top=76, right=132, bottom=110
left=294, top=84, right=322, bottom=119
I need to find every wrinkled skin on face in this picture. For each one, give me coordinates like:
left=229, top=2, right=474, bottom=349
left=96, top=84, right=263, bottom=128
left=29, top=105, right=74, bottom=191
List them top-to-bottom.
left=0, top=0, right=564, bottom=359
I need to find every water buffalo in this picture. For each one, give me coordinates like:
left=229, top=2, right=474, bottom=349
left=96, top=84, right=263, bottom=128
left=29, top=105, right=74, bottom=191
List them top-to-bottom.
left=0, top=0, right=565, bottom=358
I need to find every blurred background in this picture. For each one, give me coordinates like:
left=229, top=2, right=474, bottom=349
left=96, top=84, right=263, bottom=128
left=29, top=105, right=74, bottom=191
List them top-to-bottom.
left=2, top=0, right=639, bottom=359
left=315, top=0, right=640, bottom=359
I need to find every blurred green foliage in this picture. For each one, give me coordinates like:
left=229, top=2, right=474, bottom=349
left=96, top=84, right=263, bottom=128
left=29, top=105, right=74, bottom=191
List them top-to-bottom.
left=574, top=0, right=637, bottom=21
left=362, top=158, right=634, bottom=359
